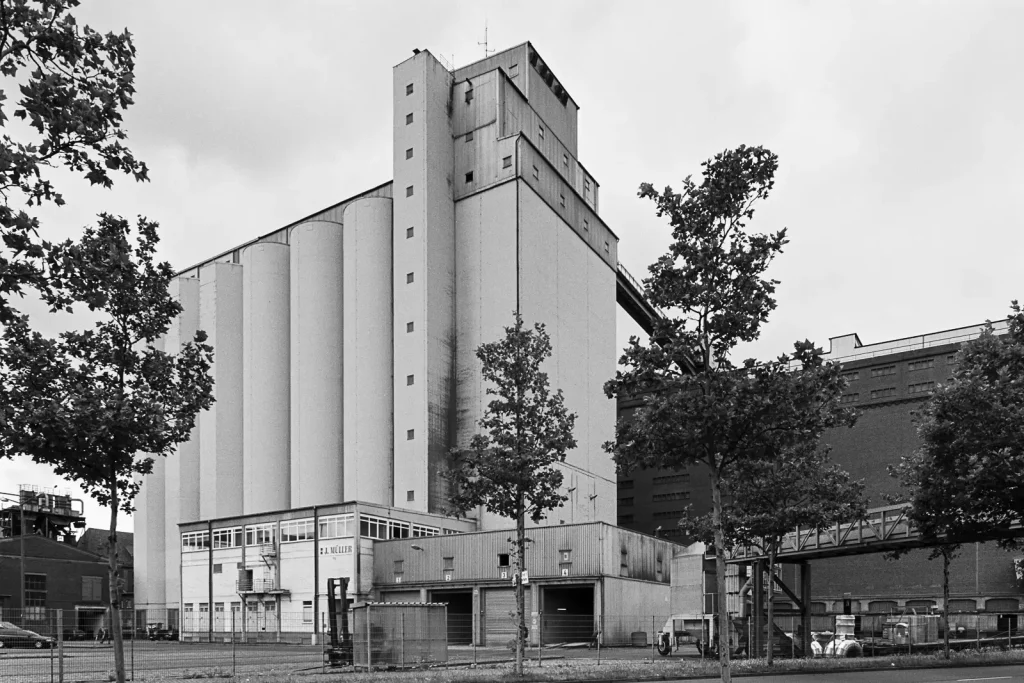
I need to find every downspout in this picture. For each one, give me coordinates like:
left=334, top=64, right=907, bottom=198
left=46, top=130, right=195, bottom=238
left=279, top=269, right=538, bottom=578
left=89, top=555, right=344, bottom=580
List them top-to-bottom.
left=313, top=505, right=319, bottom=642
left=208, top=519, right=213, bottom=640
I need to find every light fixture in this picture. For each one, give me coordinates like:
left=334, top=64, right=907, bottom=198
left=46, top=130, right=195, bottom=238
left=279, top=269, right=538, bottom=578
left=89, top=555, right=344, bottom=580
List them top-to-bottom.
left=410, top=544, right=424, bottom=551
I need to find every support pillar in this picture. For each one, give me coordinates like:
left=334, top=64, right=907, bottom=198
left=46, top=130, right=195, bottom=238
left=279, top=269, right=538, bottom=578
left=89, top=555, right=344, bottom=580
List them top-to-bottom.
left=752, top=559, right=765, bottom=657
left=800, top=561, right=812, bottom=658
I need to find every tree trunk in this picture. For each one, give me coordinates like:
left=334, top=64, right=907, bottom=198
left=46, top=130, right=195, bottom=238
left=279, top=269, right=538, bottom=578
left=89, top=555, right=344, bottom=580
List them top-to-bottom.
left=710, top=469, right=731, bottom=683
left=107, top=478, right=126, bottom=683
left=515, top=500, right=526, bottom=676
left=766, top=546, right=776, bottom=666
left=942, top=549, right=950, bottom=660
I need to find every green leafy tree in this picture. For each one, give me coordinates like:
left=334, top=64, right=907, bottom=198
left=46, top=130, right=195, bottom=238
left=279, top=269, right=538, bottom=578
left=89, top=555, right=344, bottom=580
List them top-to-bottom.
left=0, top=0, right=147, bottom=323
left=605, top=146, right=838, bottom=682
left=1, top=215, right=214, bottom=683
left=891, top=302, right=1024, bottom=658
left=447, top=313, right=576, bottom=676
left=682, top=416, right=864, bottom=664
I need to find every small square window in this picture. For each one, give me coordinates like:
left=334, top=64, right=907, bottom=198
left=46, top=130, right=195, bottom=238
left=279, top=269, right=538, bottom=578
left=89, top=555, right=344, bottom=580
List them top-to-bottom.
left=509, top=64, right=518, bottom=77
left=406, top=83, right=414, bottom=96
left=465, top=88, right=474, bottom=104
left=406, top=112, right=413, bottom=125
left=538, top=125, right=544, bottom=140
left=465, top=130, right=474, bottom=142
left=405, top=148, right=413, bottom=160
left=563, top=154, right=568, bottom=166
left=502, top=156, right=512, bottom=169
left=532, top=165, right=539, bottom=180
left=465, top=171, right=474, bottom=184
left=584, top=178, right=590, bottom=191
left=406, top=185, right=414, bottom=197
left=559, top=194, right=565, bottom=209
left=583, top=219, right=589, bottom=232
left=406, top=226, right=414, bottom=239
left=604, top=241, right=610, bottom=253
left=406, top=272, right=414, bottom=284
left=406, top=321, right=414, bottom=333
left=407, top=374, right=415, bottom=386
left=407, top=429, right=415, bottom=440
left=407, top=490, right=415, bottom=502
left=498, top=553, right=510, bottom=567
left=213, top=564, right=223, bottom=574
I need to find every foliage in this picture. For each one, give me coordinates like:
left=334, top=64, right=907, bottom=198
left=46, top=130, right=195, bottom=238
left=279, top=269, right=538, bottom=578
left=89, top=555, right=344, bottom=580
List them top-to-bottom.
left=0, top=0, right=147, bottom=323
left=605, top=145, right=848, bottom=682
left=0, top=215, right=214, bottom=683
left=891, top=303, right=1024, bottom=658
left=447, top=313, right=576, bottom=675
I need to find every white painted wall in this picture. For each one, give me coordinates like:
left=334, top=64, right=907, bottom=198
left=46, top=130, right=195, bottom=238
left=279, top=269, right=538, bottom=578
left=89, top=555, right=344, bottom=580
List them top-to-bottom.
left=342, top=199, right=394, bottom=505
left=290, top=221, right=344, bottom=507
left=242, top=243, right=291, bottom=514
left=199, top=262, right=244, bottom=519
left=164, top=276, right=201, bottom=607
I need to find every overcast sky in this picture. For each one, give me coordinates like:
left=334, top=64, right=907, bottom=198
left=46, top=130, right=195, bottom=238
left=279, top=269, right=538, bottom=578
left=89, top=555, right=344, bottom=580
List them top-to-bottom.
left=2, top=0, right=1021, bottom=532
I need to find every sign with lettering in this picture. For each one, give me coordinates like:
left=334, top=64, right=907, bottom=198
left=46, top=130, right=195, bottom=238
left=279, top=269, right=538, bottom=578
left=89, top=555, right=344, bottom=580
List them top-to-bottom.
left=319, top=544, right=353, bottom=556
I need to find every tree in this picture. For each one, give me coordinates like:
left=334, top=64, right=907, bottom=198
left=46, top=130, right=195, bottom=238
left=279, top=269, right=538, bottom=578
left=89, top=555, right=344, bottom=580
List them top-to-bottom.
left=0, top=0, right=147, bottom=323
left=605, top=146, right=847, bottom=682
left=1, top=215, right=214, bottom=683
left=890, top=302, right=1024, bottom=658
left=446, top=313, right=576, bottom=676
left=682, top=426, right=865, bottom=664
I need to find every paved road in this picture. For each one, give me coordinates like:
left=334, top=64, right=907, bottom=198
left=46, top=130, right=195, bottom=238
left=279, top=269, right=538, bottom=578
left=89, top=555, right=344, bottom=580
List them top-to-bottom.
left=677, top=664, right=1024, bottom=682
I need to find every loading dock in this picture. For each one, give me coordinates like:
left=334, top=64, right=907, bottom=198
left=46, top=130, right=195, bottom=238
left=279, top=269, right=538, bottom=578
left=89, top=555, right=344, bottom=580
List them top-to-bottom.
left=541, top=584, right=594, bottom=644
left=430, top=589, right=473, bottom=645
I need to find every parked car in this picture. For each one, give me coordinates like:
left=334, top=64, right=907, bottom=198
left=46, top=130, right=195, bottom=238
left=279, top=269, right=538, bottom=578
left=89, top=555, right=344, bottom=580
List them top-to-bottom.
left=0, top=622, right=54, bottom=649
left=62, top=628, right=88, bottom=641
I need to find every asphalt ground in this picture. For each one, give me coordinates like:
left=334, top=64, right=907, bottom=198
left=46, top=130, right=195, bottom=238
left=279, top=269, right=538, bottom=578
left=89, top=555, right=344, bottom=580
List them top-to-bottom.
left=694, top=663, right=1024, bottom=682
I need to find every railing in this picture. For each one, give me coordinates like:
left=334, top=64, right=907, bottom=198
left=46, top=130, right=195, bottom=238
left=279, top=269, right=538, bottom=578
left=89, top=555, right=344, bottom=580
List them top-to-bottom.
left=825, top=319, right=1010, bottom=364
left=235, top=578, right=280, bottom=593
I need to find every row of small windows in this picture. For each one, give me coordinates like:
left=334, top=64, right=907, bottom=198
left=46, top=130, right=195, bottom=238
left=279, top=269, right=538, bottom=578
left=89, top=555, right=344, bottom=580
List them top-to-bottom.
left=850, top=357, right=951, bottom=381
left=908, top=359, right=934, bottom=371
left=871, top=365, right=896, bottom=378
left=842, top=371, right=859, bottom=382
left=907, top=381, right=935, bottom=394
left=870, top=387, right=896, bottom=399
left=841, top=393, right=859, bottom=404
left=653, top=473, right=690, bottom=485
left=618, top=479, right=634, bottom=490
left=652, top=491, right=690, bottom=502
left=618, top=497, right=634, bottom=507
left=653, top=509, right=687, bottom=519
left=182, top=515, right=447, bottom=550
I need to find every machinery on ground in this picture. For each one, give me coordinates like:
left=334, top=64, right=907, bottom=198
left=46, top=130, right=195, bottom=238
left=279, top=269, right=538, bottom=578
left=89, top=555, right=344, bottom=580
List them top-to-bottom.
left=325, top=577, right=353, bottom=666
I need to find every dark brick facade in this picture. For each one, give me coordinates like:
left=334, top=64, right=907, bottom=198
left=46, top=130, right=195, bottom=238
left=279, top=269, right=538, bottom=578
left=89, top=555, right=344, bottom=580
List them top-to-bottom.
left=616, top=331, right=1024, bottom=610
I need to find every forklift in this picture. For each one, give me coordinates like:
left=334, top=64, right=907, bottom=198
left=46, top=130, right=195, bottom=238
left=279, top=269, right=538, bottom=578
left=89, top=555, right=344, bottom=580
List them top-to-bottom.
left=325, top=577, right=353, bottom=666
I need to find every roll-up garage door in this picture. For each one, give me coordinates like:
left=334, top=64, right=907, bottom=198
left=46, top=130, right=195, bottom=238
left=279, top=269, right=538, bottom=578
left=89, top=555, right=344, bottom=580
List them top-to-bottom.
left=484, top=587, right=531, bottom=646
left=381, top=591, right=420, bottom=603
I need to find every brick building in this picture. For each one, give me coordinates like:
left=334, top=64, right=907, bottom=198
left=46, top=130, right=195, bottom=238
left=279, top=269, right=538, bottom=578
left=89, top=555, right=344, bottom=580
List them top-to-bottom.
left=617, top=318, right=1024, bottom=614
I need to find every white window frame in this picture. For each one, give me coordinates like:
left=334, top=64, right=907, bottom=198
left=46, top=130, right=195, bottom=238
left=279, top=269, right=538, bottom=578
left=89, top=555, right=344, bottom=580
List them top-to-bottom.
left=318, top=514, right=354, bottom=540
left=281, top=518, right=315, bottom=543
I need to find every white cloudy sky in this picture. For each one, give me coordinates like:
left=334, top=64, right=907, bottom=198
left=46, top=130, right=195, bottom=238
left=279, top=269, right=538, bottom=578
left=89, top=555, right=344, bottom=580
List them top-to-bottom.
left=2, top=0, right=1021, bottom=531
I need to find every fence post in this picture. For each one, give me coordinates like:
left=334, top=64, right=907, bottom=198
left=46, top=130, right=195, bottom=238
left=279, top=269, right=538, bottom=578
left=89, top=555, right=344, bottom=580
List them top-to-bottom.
left=367, top=605, right=372, bottom=670
left=473, top=608, right=477, bottom=666
left=57, top=609, right=64, bottom=683
left=231, top=609, right=237, bottom=677
left=50, top=610, right=54, bottom=683
left=538, top=611, right=543, bottom=666
left=130, top=612, right=134, bottom=682
left=400, top=612, right=405, bottom=669
left=596, top=613, right=602, bottom=665
left=976, top=613, right=980, bottom=651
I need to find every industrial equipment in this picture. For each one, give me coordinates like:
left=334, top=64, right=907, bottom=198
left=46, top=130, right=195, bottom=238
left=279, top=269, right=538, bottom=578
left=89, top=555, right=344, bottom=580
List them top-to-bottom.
left=325, top=577, right=353, bottom=666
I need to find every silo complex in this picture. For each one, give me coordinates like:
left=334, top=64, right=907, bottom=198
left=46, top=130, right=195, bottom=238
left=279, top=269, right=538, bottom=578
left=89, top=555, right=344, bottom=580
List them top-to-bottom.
left=343, top=198, right=394, bottom=505
left=290, top=220, right=344, bottom=507
left=242, top=242, right=291, bottom=514
left=198, top=262, right=244, bottom=519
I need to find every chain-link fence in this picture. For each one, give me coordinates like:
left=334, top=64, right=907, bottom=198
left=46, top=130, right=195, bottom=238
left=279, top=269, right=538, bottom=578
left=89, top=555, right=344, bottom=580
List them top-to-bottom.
left=5, top=607, right=1024, bottom=681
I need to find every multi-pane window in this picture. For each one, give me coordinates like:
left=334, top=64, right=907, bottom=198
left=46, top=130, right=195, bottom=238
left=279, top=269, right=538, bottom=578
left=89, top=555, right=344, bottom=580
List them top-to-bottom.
left=908, top=359, right=935, bottom=372
left=871, top=365, right=896, bottom=378
left=842, top=371, right=860, bottom=382
left=907, top=381, right=935, bottom=395
left=870, top=387, right=897, bottom=399
left=840, top=393, right=860, bottom=404
left=653, top=474, right=689, bottom=485
left=618, top=479, right=634, bottom=490
left=652, top=491, right=690, bottom=502
left=617, top=497, right=634, bottom=507
left=653, top=509, right=686, bottom=518
left=318, top=514, right=354, bottom=540
left=359, top=514, right=389, bottom=540
left=618, top=514, right=634, bottom=524
left=281, top=518, right=315, bottom=543
left=388, top=520, right=410, bottom=539
left=245, top=524, right=276, bottom=547
left=412, top=524, right=440, bottom=537
left=212, top=527, right=242, bottom=549
left=442, top=528, right=461, bottom=535
left=182, top=531, right=210, bottom=552
left=22, top=574, right=45, bottom=619
left=82, top=576, right=103, bottom=602
left=303, top=601, right=313, bottom=623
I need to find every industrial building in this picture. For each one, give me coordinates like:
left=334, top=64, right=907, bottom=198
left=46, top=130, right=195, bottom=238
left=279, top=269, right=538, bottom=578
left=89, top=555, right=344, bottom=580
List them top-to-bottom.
left=135, top=42, right=664, bottom=627
left=617, top=318, right=1024, bottom=615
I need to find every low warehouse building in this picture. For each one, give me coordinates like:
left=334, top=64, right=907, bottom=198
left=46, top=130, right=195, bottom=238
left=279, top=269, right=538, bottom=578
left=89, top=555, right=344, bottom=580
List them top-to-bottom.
left=372, top=523, right=678, bottom=646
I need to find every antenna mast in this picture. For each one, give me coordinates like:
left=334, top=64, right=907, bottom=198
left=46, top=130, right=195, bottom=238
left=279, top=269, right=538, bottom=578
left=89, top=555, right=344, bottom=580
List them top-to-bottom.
left=478, top=21, right=495, bottom=58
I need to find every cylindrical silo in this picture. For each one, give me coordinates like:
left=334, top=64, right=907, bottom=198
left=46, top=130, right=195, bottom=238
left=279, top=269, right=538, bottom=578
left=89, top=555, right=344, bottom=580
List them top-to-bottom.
left=343, top=198, right=393, bottom=505
left=290, top=220, right=344, bottom=507
left=242, top=242, right=291, bottom=514
left=199, top=261, right=244, bottom=519
left=164, top=275, right=200, bottom=608
left=136, top=337, right=166, bottom=610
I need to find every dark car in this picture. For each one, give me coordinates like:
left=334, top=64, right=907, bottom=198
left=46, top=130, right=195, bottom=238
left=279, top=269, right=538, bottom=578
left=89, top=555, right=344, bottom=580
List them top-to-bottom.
left=0, top=621, right=54, bottom=649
